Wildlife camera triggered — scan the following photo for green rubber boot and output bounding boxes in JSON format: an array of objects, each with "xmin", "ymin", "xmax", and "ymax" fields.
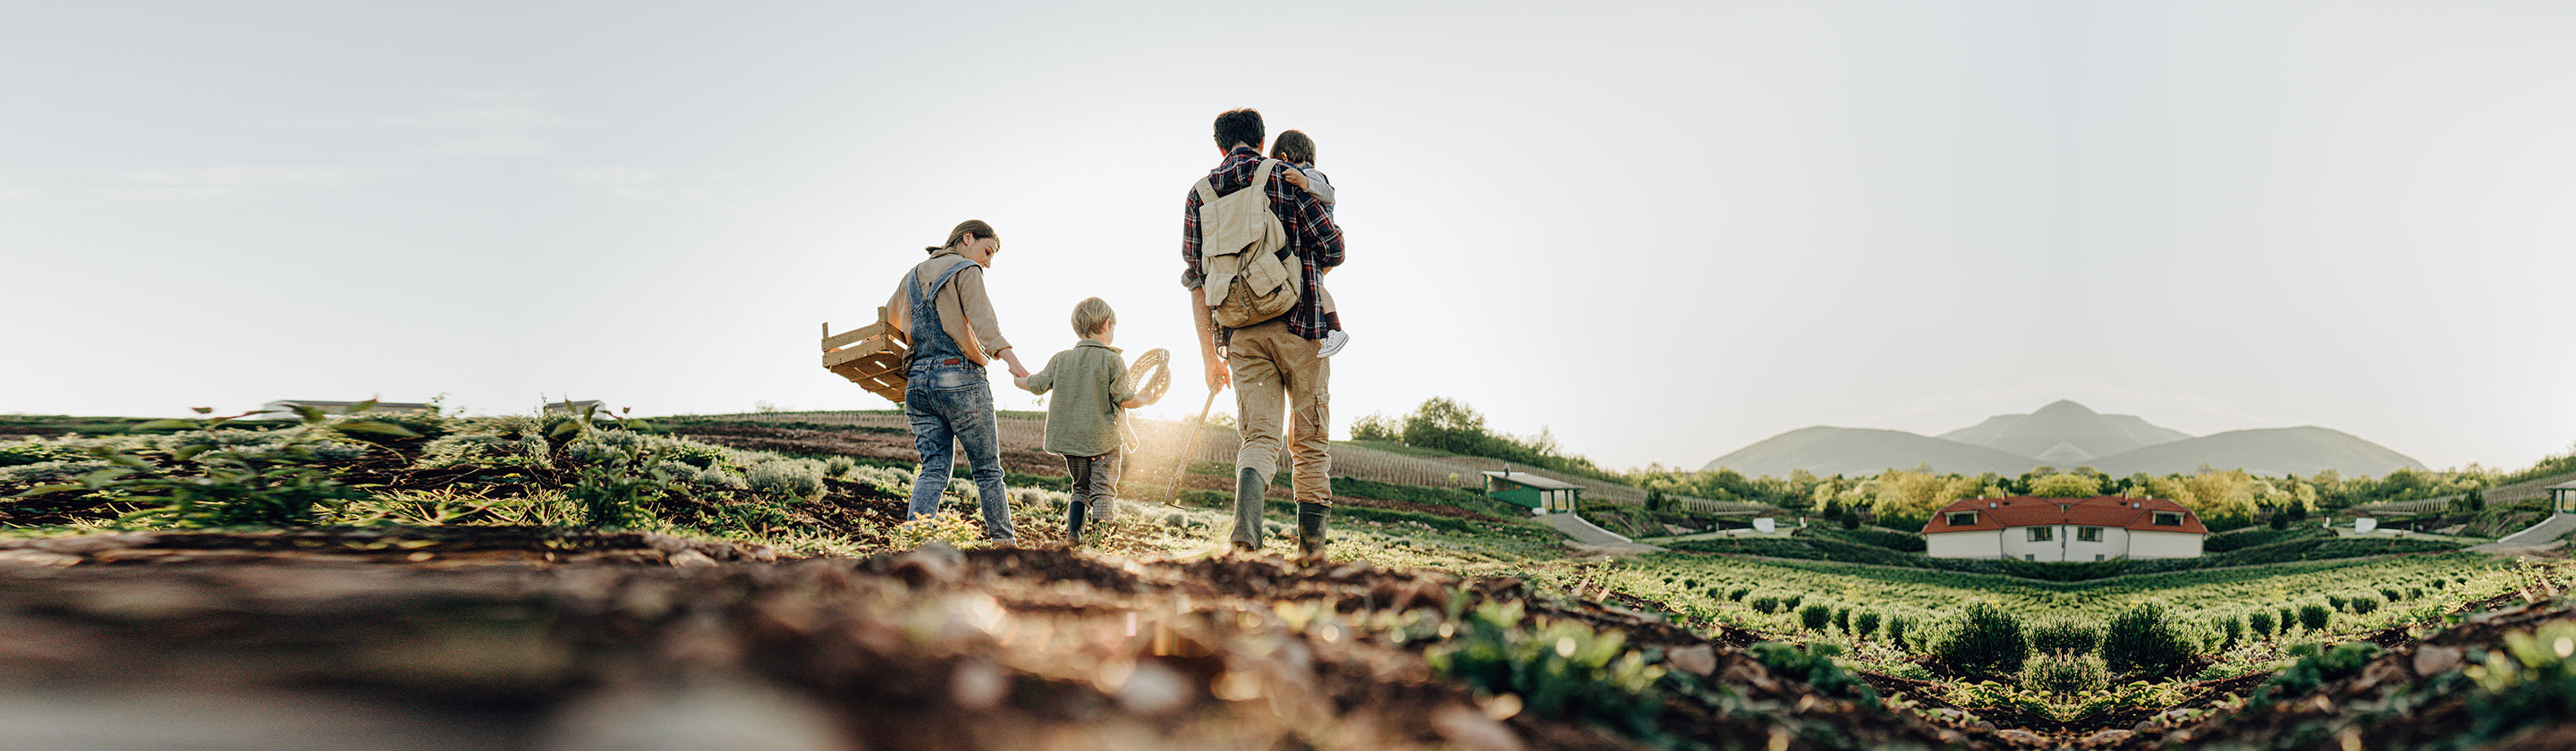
[
  {"xmin": 1231, "ymin": 467, "xmax": 1267, "ymax": 553},
  {"xmin": 1296, "ymin": 502, "xmax": 1330, "ymax": 561}
]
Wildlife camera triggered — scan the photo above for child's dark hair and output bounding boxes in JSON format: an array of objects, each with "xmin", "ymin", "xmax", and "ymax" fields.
[
  {"xmin": 1271, "ymin": 130, "xmax": 1316, "ymax": 165},
  {"xmin": 1214, "ymin": 109, "xmax": 1265, "ymax": 152}
]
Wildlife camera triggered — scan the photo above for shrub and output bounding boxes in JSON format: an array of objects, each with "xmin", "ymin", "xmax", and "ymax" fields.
[
  {"xmin": 2248, "ymin": 610, "xmax": 2277, "ymax": 637},
  {"xmin": 1933, "ymin": 603, "xmax": 2028, "ymax": 679},
  {"xmin": 2028, "ymin": 617, "xmax": 2102, "ymax": 655},
  {"xmin": 2299, "ymin": 603, "xmax": 2334, "ymax": 632},
  {"xmin": 824, "ymin": 456, "xmax": 856, "ymax": 477},
  {"xmin": 2218, "ymin": 615, "xmax": 2246, "ymax": 650},
  {"xmin": 2348, "ymin": 595, "xmax": 2379, "ymax": 615},
  {"xmin": 1799, "ymin": 603, "xmax": 1834, "ymax": 631},
  {"xmin": 1726, "ymin": 586, "xmax": 1751, "ymax": 602},
  {"xmin": 1834, "ymin": 606, "xmax": 1852, "ymax": 633},
  {"xmin": 2281, "ymin": 607, "xmax": 2300, "ymax": 633},
  {"xmin": 1750, "ymin": 596, "xmax": 1782, "ymax": 614},
  {"xmin": 2100, "ymin": 603, "xmax": 2198, "ymax": 679},
  {"xmin": 1852, "ymin": 611, "xmax": 1882, "ymax": 639},
  {"xmin": 746, "ymin": 459, "xmax": 826, "ymax": 502},
  {"xmin": 1887, "ymin": 616, "xmax": 1912, "ymax": 650},
  {"xmin": 2021, "ymin": 652, "xmax": 2110, "ymax": 696},
  {"xmin": 1783, "ymin": 594, "xmax": 1805, "ymax": 611}
]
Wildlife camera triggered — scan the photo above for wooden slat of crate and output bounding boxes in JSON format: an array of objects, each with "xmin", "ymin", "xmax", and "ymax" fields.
[{"xmin": 822, "ymin": 310, "xmax": 910, "ymax": 404}]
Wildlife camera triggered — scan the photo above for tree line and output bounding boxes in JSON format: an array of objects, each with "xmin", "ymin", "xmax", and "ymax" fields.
[{"xmin": 1352, "ymin": 397, "xmax": 2566, "ymax": 531}]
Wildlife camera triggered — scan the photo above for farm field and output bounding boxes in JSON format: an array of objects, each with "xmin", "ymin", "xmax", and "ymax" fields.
[{"xmin": 2, "ymin": 409, "xmax": 2573, "ymax": 749}]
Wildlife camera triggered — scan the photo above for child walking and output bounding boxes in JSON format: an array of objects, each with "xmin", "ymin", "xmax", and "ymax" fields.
[
  {"xmin": 1271, "ymin": 130, "xmax": 1351, "ymax": 358},
  {"xmin": 1015, "ymin": 297, "xmax": 1157, "ymax": 541}
]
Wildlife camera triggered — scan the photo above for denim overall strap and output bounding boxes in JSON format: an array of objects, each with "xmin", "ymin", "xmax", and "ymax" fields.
[{"xmin": 904, "ymin": 258, "xmax": 980, "ymax": 368}]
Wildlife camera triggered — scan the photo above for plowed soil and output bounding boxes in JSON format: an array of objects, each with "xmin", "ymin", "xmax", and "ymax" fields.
[{"xmin": 0, "ymin": 527, "xmax": 2002, "ymax": 751}]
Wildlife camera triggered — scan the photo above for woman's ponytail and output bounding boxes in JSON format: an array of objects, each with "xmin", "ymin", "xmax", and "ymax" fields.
[{"xmin": 930, "ymin": 219, "xmax": 997, "ymax": 254}]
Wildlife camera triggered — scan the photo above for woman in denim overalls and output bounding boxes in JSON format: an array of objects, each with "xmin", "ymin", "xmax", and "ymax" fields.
[{"xmin": 895, "ymin": 221, "xmax": 1030, "ymax": 544}]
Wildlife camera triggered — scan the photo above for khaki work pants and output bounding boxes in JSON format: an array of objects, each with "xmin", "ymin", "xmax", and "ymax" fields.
[{"xmin": 1226, "ymin": 318, "xmax": 1332, "ymax": 506}]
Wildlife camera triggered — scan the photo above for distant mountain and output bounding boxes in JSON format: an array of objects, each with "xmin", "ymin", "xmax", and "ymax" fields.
[
  {"xmin": 1936, "ymin": 400, "xmax": 2192, "ymax": 461},
  {"xmin": 1701, "ymin": 426, "xmax": 2046, "ymax": 477},
  {"xmin": 2086, "ymin": 426, "xmax": 2429, "ymax": 477},
  {"xmin": 1702, "ymin": 401, "xmax": 2427, "ymax": 478}
]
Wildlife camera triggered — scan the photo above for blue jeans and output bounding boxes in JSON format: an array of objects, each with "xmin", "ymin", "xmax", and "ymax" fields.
[{"xmin": 904, "ymin": 365, "xmax": 1013, "ymax": 542}]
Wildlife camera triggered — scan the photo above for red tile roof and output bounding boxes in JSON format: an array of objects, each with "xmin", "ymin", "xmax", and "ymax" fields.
[{"xmin": 1919, "ymin": 496, "xmax": 2208, "ymax": 536}]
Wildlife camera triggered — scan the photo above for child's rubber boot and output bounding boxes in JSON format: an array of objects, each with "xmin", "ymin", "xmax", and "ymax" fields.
[
  {"xmin": 1065, "ymin": 499, "xmax": 1088, "ymax": 544},
  {"xmin": 1296, "ymin": 502, "xmax": 1330, "ymax": 561},
  {"xmin": 1231, "ymin": 467, "xmax": 1267, "ymax": 553}
]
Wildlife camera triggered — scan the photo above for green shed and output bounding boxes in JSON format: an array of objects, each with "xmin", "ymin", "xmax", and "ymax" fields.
[
  {"xmin": 2550, "ymin": 480, "xmax": 2576, "ymax": 514},
  {"xmin": 1482, "ymin": 469, "xmax": 1582, "ymax": 514}
]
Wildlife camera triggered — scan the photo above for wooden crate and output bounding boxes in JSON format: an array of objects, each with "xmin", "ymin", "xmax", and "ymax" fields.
[{"xmin": 821, "ymin": 308, "xmax": 909, "ymax": 404}]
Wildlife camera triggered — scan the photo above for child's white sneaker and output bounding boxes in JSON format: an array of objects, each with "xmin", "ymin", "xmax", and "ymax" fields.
[{"xmin": 1317, "ymin": 330, "xmax": 1350, "ymax": 358}]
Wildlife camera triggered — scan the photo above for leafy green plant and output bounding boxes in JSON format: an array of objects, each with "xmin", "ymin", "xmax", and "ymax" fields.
[
  {"xmin": 14, "ymin": 402, "xmax": 417, "ymax": 527},
  {"xmin": 2462, "ymin": 620, "xmax": 2576, "ymax": 742},
  {"xmin": 1852, "ymin": 611, "xmax": 1882, "ymax": 638},
  {"xmin": 1748, "ymin": 641, "xmax": 1879, "ymax": 707},
  {"xmin": 889, "ymin": 511, "xmax": 992, "ymax": 550},
  {"xmin": 746, "ymin": 459, "xmax": 826, "ymax": 502},
  {"xmin": 1428, "ymin": 599, "xmax": 1668, "ymax": 739},
  {"xmin": 2249, "ymin": 641, "xmax": 2380, "ymax": 707},
  {"xmin": 2020, "ymin": 651, "xmax": 2109, "ymax": 696},
  {"xmin": 0, "ymin": 440, "xmax": 85, "ymax": 468},
  {"xmin": 549, "ymin": 401, "xmax": 682, "ymax": 528},
  {"xmin": 2099, "ymin": 603, "xmax": 2199, "ymax": 679},
  {"xmin": 1933, "ymin": 602, "xmax": 2029, "ymax": 679}
]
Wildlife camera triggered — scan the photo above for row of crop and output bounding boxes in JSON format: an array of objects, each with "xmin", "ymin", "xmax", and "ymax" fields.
[{"xmin": 1613, "ymin": 553, "xmax": 2515, "ymax": 649}]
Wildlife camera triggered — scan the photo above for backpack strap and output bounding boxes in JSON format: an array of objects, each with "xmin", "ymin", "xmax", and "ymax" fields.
[{"xmin": 1193, "ymin": 158, "xmax": 1283, "ymax": 205}]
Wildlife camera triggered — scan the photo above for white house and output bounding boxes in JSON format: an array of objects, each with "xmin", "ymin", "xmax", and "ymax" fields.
[{"xmin": 1921, "ymin": 496, "xmax": 2207, "ymax": 561}]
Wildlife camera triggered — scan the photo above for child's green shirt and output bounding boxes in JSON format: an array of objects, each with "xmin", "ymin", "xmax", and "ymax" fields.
[{"xmin": 1021, "ymin": 339, "xmax": 1137, "ymax": 458}]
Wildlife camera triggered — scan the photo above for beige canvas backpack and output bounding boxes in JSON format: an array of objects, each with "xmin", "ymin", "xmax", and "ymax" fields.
[{"xmin": 1193, "ymin": 159, "xmax": 1301, "ymax": 329}]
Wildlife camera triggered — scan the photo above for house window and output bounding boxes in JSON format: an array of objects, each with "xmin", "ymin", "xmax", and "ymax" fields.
[
  {"xmin": 2077, "ymin": 527, "xmax": 2102, "ymax": 542},
  {"xmin": 2025, "ymin": 554, "xmax": 2036, "ymax": 561},
  {"xmin": 2152, "ymin": 511, "xmax": 2183, "ymax": 527},
  {"xmin": 2095, "ymin": 554, "xmax": 2105, "ymax": 561},
  {"xmin": 1948, "ymin": 511, "xmax": 1977, "ymax": 527},
  {"xmin": 2027, "ymin": 527, "xmax": 2054, "ymax": 542}
]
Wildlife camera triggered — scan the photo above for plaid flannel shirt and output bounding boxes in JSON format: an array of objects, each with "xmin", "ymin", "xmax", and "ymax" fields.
[{"xmin": 1181, "ymin": 146, "xmax": 1345, "ymax": 341}]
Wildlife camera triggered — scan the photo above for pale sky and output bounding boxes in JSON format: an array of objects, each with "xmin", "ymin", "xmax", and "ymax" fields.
[{"xmin": 5, "ymin": 2, "xmax": 2572, "ymax": 474}]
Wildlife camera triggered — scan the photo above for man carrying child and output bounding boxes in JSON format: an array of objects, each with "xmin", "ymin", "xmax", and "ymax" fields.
[{"xmin": 1180, "ymin": 108, "xmax": 1346, "ymax": 558}]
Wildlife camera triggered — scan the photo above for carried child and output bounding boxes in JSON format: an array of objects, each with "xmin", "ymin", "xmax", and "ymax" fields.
[
  {"xmin": 1014, "ymin": 297, "xmax": 1159, "ymax": 541},
  {"xmin": 1271, "ymin": 130, "xmax": 1351, "ymax": 358}
]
